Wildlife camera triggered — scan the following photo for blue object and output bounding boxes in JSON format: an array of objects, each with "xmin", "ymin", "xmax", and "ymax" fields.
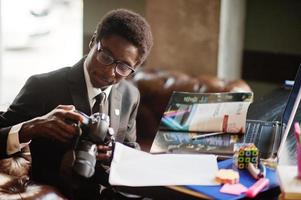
[
  {"xmin": 259, "ymin": 162, "xmax": 267, "ymax": 178},
  {"xmin": 161, "ymin": 117, "xmax": 183, "ymax": 130},
  {"xmin": 185, "ymin": 159, "xmax": 279, "ymax": 200},
  {"xmin": 284, "ymin": 80, "xmax": 294, "ymax": 88}
]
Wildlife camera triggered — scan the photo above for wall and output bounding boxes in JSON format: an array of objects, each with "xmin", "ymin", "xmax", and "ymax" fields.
[
  {"xmin": 83, "ymin": 0, "xmax": 221, "ymax": 76},
  {"xmin": 244, "ymin": 0, "xmax": 301, "ymax": 54},
  {"xmin": 83, "ymin": 0, "xmax": 146, "ymax": 54},
  {"xmin": 243, "ymin": 0, "xmax": 301, "ymax": 83},
  {"xmin": 145, "ymin": 0, "xmax": 220, "ymax": 76}
]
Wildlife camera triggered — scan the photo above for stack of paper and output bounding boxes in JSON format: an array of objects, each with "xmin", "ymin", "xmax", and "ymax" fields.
[{"xmin": 109, "ymin": 142, "xmax": 219, "ymax": 186}]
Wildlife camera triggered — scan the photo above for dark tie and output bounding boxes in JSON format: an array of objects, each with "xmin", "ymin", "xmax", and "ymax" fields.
[{"xmin": 92, "ymin": 92, "xmax": 106, "ymax": 114}]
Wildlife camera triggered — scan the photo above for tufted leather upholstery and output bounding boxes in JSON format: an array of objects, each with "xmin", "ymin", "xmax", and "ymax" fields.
[
  {"xmin": 0, "ymin": 68, "xmax": 251, "ymax": 198},
  {"xmin": 0, "ymin": 145, "xmax": 31, "ymax": 178},
  {"xmin": 0, "ymin": 119, "xmax": 66, "ymax": 200},
  {"xmin": 0, "ymin": 174, "xmax": 66, "ymax": 200}
]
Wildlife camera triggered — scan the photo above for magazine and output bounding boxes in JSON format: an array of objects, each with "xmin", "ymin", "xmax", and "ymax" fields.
[
  {"xmin": 150, "ymin": 91, "xmax": 254, "ymax": 158},
  {"xmin": 159, "ymin": 92, "xmax": 253, "ymax": 133}
]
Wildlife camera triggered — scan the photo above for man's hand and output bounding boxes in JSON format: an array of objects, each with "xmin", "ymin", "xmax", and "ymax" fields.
[
  {"xmin": 19, "ymin": 105, "xmax": 84, "ymax": 143},
  {"xmin": 96, "ymin": 145, "xmax": 112, "ymax": 165}
]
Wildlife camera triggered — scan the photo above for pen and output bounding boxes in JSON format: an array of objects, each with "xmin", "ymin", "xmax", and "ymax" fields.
[
  {"xmin": 245, "ymin": 178, "xmax": 269, "ymax": 198},
  {"xmin": 163, "ymin": 109, "xmax": 189, "ymax": 117},
  {"xmin": 294, "ymin": 122, "xmax": 301, "ymax": 144},
  {"xmin": 259, "ymin": 162, "xmax": 266, "ymax": 178},
  {"xmin": 191, "ymin": 132, "xmax": 225, "ymax": 140},
  {"xmin": 161, "ymin": 117, "xmax": 183, "ymax": 130}
]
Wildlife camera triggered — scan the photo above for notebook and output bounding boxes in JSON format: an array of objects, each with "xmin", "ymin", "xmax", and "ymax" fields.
[{"xmin": 150, "ymin": 64, "xmax": 301, "ymax": 159}]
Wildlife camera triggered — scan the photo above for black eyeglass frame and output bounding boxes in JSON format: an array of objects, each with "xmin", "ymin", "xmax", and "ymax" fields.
[{"xmin": 96, "ymin": 41, "xmax": 136, "ymax": 77}]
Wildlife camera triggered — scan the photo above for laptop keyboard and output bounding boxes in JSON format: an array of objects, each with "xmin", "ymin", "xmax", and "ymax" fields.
[{"xmin": 244, "ymin": 120, "xmax": 281, "ymax": 158}]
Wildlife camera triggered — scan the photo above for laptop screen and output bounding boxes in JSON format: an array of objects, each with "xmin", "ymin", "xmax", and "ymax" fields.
[
  {"xmin": 277, "ymin": 64, "xmax": 301, "ymax": 158},
  {"xmin": 282, "ymin": 64, "xmax": 301, "ymax": 126}
]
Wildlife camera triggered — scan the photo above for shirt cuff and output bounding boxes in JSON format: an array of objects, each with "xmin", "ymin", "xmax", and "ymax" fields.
[{"xmin": 7, "ymin": 123, "xmax": 31, "ymax": 155}]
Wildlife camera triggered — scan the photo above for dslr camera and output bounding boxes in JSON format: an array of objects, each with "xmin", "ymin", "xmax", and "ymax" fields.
[{"xmin": 71, "ymin": 111, "xmax": 114, "ymax": 178}]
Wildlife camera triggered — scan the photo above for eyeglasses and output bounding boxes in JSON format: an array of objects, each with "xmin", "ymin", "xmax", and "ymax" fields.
[{"xmin": 96, "ymin": 41, "xmax": 136, "ymax": 77}]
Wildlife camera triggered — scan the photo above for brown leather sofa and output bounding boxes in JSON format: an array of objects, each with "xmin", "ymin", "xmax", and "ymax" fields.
[
  {"xmin": 0, "ymin": 68, "xmax": 251, "ymax": 199},
  {"xmin": 0, "ymin": 146, "xmax": 66, "ymax": 199}
]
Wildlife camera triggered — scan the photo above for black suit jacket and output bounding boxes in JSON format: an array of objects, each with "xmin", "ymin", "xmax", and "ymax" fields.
[{"xmin": 0, "ymin": 58, "xmax": 140, "ymax": 190}]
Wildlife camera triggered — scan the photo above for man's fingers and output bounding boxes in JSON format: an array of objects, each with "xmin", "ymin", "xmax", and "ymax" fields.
[
  {"xmin": 97, "ymin": 145, "xmax": 111, "ymax": 153},
  {"xmin": 38, "ymin": 119, "xmax": 77, "ymax": 142},
  {"xmin": 52, "ymin": 118, "xmax": 78, "ymax": 137},
  {"xmin": 63, "ymin": 111, "xmax": 84, "ymax": 123},
  {"xmin": 36, "ymin": 125, "xmax": 70, "ymax": 143},
  {"xmin": 54, "ymin": 108, "xmax": 84, "ymax": 124},
  {"xmin": 23, "ymin": 107, "xmax": 82, "ymax": 143},
  {"xmin": 96, "ymin": 153, "xmax": 111, "ymax": 162},
  {"xmin": 56, "ymin": 105, "xmax": 76, "ymax": 111}
]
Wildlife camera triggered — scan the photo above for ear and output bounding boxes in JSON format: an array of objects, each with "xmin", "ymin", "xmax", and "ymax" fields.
[{"xmin": 89, "ymin": 35, "xmax": 96, "ymax": 49}]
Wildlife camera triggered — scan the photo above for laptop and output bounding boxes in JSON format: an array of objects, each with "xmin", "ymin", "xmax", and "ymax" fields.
[
  {"xmin": 245, "ymin": 64, "xmax": 301, "ymax": 159},
  {"xmin": 150, "ymin": 64, "xmax": 301, "ymax": 160}
]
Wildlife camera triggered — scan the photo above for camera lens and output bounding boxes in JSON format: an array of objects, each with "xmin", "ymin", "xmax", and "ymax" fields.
[
  {"xmin": 73, "ymin": 140, "xmax": 97, "ymax": 178},
  {"xmin": 72, "ymin": 112, "xmax": 111, "ymax": 178}
]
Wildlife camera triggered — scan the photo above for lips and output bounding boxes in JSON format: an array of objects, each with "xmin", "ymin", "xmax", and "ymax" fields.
[
  {"xmin": 93, "ymin": 74, "xmax": 114, "ymax": 86},
  {"xmin": 100, "ymin": 77, "xmax": 114, "ymax": 85}
]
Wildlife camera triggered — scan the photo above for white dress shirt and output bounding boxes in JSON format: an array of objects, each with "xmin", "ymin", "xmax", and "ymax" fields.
[{"xmin": 83, "ymin": 61, "xmax": 112, "ymax": 111}]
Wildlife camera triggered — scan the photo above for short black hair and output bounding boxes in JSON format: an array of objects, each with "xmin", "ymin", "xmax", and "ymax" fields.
[{"xmin": 95, "ymin": 9, "xmax": 153, "ymax": 66}]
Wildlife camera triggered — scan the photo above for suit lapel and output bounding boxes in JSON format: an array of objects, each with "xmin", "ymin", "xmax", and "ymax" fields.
[
  {"xmin": 109, "ymin": 84, "xmax": 121, "ymax": 137},
  {"xmin": 67, "ymin": 59, "xmax": 91, "ymax": 115}
]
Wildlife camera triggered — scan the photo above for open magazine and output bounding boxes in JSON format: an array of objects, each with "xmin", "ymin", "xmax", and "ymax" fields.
[
  {"xmin": 150, "ymin": 91, "xmax": 255, "ymax": 158},
  {"xmin": 160, "ymin": 92, "xmax": 253, "ymax": 133}
]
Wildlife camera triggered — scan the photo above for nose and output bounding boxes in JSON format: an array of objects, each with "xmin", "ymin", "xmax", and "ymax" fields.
[
  {"xmin": 106, "ymin": 63, "xmax": 116, "ymax": 77},
  {"xmin": 110, "ymin": 63, "xmax": 117, "ymax": 77}
]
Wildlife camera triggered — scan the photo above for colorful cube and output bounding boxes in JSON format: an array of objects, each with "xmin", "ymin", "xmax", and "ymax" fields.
[{"xmin": 233, "ymin": 143, "xmax": 259, "ymax": 169}]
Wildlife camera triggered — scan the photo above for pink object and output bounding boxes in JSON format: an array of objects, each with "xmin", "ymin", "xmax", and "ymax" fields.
[
  {"xmin": 245, "ymin": 178, "xmax": 269, "ymax": 198},
  {"xmin": 294, "ymin": 122, "xmax": 301, "ymax": 143},
  {"xmin": 163, "ymin": 109, "xmax": 189, "ymax": 117},
  {"xmin": 297, "ymin": 143, "xmax": 301, "ymax": 179},
  {"xmin": 220, "ymin": 183, "xmax": 248, "ymax": 195}
]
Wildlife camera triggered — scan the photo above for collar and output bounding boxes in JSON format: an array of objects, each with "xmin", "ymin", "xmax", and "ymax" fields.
[{"xmin": 83, "ymin": 63, "xmax": 112, "ymax": 108}]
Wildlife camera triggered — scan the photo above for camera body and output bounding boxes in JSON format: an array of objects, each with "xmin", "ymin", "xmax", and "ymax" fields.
[{"xmin": 72, "ymin": 112, "xmax": 114, "ymax": 178}]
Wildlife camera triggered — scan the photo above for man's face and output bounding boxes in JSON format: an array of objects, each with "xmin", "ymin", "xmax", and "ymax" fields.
[{"xmin": 85, "ymin": 35, "xmax": 139, "ymax": 88}]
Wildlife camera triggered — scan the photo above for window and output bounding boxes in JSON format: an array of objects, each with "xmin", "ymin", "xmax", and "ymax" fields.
[{"xmin": 0, "ymin": 0, "xmax": 83, "ymax": 105}]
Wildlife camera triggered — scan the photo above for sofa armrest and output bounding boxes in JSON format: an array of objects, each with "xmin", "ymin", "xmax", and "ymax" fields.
[
  {"xmin": 198, "ymin": 74, "xmax": 251, "ymax": 92},
  {"xmin": 0, "ymin": 145, "xmax": 31, "ymax": 177},
  {"xmin": 0, "ymin": 146, "xmax": 66, "ymax": 199},
  {"xmin": 0, "ymin": 173, "xmax": 66, "ymax": 200}
]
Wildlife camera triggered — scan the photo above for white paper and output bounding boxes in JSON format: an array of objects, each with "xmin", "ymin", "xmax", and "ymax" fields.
[
  {"xmin": 186, "ymin": 102, "xmax": 251, "ymax": 133},
  {"xmin": 109, "ymin": 142, "xmax": 219, "ymax": 186}
]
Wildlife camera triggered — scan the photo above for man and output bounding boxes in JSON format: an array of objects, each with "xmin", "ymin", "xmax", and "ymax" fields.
[{"xmin": 0, "ymin": 9, "xmax": 153, "ymax": 199}]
